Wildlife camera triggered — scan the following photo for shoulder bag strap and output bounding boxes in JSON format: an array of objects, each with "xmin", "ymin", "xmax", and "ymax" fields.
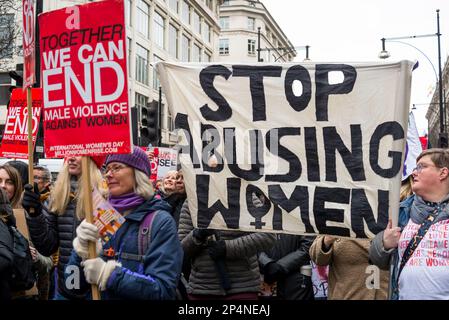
[{"xmin": 397, "ymin": 208, "xmax": 439, "ymax": 281}]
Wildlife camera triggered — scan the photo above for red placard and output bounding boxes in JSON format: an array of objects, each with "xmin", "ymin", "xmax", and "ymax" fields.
[
  {"xmin": 39, "ymin": 0, "xmax": 131, "ymax": 158},
  {"xmin": 23, "ymin": 0, "xmax": 35, "ymax": 88},
  {"xmin": 0, "ymin": 88, "xmax": 42, "ymax": 159}
]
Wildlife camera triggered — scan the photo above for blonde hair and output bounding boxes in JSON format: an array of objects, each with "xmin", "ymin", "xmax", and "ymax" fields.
[
  {"xmin": 0, "ymin": 164, "xmax": 22, "ymax": 209},
  {"xmin": 134, "ymin": 169, "xmax": 154, "ymax": 199},
  {"xmin": 400, "ymin": 175, "xmax": 413, "ymax": 201},
  {"xmin": 49, "ymin": 158, "xmax": 105, "ymax": 219}
]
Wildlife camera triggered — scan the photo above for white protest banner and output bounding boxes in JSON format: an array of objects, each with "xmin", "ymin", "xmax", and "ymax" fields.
[
  {"xmin": 402, "ymin": 112, "xmax": 422, "ymax": 180},
  {"xmin": 156, "ymin": 61, "xmax": 413, "ymax": 238}
]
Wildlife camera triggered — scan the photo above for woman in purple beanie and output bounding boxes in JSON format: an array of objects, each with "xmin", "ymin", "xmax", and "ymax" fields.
[{"xmin": 66, "ymin": 146, "xmax": 183, "ymax": 300}]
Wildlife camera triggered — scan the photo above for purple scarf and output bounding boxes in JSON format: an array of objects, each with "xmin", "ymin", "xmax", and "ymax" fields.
[{"xmin": 109, "ymin": 193, "xmax": 146, "ymax": 213}]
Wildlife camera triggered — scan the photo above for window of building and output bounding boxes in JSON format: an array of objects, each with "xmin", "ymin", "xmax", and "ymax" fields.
[
  {"xmin": 248, "ymin": 39, "xmax": 255, "ymax": 55},
  {"xmin": 125, "ymin": 0, "xmax": 132, "ymax": 26},
  {"xmin": 169, "ymin": 0, "xmax": 178, "ymax": 13},
  {"xmin": 135, "ymin": 92, "xmax": 148, "ymax": 117},
  {"xmin": 181, "ymin": 1, "xmax": 190, "ymax": 24},
  {"xmin": 202, "ymin": 22, "xmax": 210, "ymax": 43},
  {"xmin": 193, "ymin": 43, "xmax": 201, "ymax": 62},
  {"xmin": 136, "ymin": 43, "xmax": 149, "ymax": 85},
  {"xmin": 169, "ymin": 24, "xmax": 179, "ymax": 58},
  {"xmin": 219, "ymin": 38, "xmax": 229, "ymax": 55},
  {"xmin": 154, "ymin": 12, "xmax": 165, "ymax": 48},
  {"xmin": 153, "ymin": 55, "xmax": 162, "ymax": 90},
  {"xmin": 222, "ymin": 0, "xmax": 230, "ymax": 6},
  {"xmin": 136, "ymin": 0, "xmax": 150, "ymax": 38},
  {"xmin": 182, "ymin": 34, "xmax": 190, "ymax": 62},
  {"xmin": 219, "ymin": 16, "xmax": 229, "ymax": 29},
  {"xmin": 162, "ymin": 105, "xmax": 174, "ymax": 132},
  {"xmin": 265, "ymin": 27, "xmax": 271, "ymax": 41},
  {"xmin": 0, "ymin": 14, "xmax": 14, "ymax": 59},
  {"xmin": 193, "ymin": 11, "xmax": 201, "ymax": 34},
  {"xmin": 203, "ymin": 51, "xmax": 211, "ymax": 62},
  {"xmin": 205, "ymin": 0, "xmax": 213, "ymax": 10},
  {"xmin": 247, "ymin": 17, "xmax": 255, "ymax": 30}
]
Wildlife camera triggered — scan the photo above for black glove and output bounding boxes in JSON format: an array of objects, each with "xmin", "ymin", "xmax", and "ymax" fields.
[
  {"xmin": 22, "ymin": 183, "xmax": 42, "ymax": 217},
  {"xmin": 263, "ymin": 261, "xmax": 283, "ymax": 284},
  {"xmin": 192, "ymin": 228, "xmax": 215, "ymax": 242},
  {"xmin": 207, "ymin": 240, "xmax": 226, "ymax": 260}
]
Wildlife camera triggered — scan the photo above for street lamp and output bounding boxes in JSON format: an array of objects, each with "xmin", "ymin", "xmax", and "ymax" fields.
[{"xmin": 378, "ymin": 9, "xmax": 446, "ymax": 147}]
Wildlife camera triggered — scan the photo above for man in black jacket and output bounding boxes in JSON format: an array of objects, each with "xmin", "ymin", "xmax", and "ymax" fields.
[{"xmin": 259, "ymin": 234, "xmax": 315, "ymax": 300}]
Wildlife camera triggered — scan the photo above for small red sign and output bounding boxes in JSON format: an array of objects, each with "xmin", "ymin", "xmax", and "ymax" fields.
[{"xmin": 0, "ymin": 88, "xmax": 42, "ymax": 159}]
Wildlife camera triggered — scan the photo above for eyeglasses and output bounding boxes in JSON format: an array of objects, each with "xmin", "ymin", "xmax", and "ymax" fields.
[
  {"xmin": 103, "ymin": 165, "xmax": 128, "ymax": 176},
  {"xmin": 412, "ymin": 163, "xmax": 439, "ymax": 174}
]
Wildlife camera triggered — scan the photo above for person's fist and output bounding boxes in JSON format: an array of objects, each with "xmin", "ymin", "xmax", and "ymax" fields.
[
  {"xmin": 29, "ymin": 246, "xmax": 38, "ymax": 262},
  {"xmin": 22, "ymin": 183, "xmax": 42, "ymax": 217},
  {"xmin": 81, "ymin": 258, "xmax": 120, "ymax": 291},
  {"xmin": 323, "ymin": 236, "xmax": 337, "ymax": 248},
  {"xmin": 193, "ymin": 228, "xmax": 215, "ymax": 242},
  {"xmin": 263, "ymin": 262, "xmax": 284, "ymax": 284},
  {"xmin": 76, "ymin": 219, "xmax": 100, "ymax": 247},
  {"xmin": 383, "ymin": 219, "xmax": 402, "ymax": 250}
]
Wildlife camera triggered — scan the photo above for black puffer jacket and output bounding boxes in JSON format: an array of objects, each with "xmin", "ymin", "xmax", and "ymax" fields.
[
  {"xmin": 25, "ymin": 177, "xmax": 82, "ymax": 299},
  {"xmin": 259, "ymin": 234, "xmax": 315, "ymax": 300},
  {"xmin": 0, "ymin": 217, "xmax": 13, "ymax": 300}
]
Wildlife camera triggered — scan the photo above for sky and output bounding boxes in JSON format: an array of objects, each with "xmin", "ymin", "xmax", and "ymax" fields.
[{"xmin": 261, "ymin": 0, "xmax": 449, "ymax": 136}]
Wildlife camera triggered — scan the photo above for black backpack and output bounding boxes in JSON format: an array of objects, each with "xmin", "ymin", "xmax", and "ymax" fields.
[{"xmin": 8, "ymin": 225, "xmax": 36, "ymax": 291}]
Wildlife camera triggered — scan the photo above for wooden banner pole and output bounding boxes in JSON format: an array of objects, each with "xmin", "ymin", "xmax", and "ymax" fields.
[
  {"xmin": 81, "ymin": 156, "xmax": 101, "ymax": 300},
  {"xmin": 26, "ymin": 87, "xmax": 35, "ymax": 215}
]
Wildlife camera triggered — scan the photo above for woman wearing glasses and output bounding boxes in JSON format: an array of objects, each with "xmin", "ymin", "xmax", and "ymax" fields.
[
  {"xmin": 22, "ymin": 157, "xmax": 104, "ymax": 300},
  {"xmin": 370, "ymin": 148, "xmax": 449, "ymax": 300},
  {"xmin": 66, "ymin": 147, "xmax": 183, "ymax": 300}
]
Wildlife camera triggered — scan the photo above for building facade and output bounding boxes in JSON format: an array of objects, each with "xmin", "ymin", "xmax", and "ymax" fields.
[
  {"xmin": 0, "ymin": 0, "xmax": 296, "ymax": 150},
  {"xmin": 426, "ymin": 57, "xmax": 449, "ymax": 148},
  {"xmin": 0, "ymin": 0, "xmax": 222, "ymax": 147},
  {"xmin": 218, "ymin": 0, "xmax": 296, "ymax": 63}
]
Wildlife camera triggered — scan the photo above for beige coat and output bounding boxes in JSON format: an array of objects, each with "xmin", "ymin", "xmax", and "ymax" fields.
[{"xmin": 310, "ymin": 236, "xmax": 389, "ymax": 300}]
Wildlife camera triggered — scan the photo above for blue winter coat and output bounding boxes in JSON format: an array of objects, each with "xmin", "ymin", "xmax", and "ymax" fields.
[{"xmin": 65, "ymin": 196, "xmax": 183, "ymax": 300}]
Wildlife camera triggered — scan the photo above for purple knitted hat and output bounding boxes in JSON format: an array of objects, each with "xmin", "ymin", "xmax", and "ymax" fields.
[{"xmin": 105, "ymin": 146, "xmax": 151, "ymax": 177}]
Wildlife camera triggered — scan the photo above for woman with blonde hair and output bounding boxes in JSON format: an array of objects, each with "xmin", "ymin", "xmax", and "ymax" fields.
[
  {"xmin": 158, "ymin": 170, "xmax": 178, "ymax": 197},
  {"xmin": 22, "ymin": 156, "xmax": 104, "ymax": 300}
]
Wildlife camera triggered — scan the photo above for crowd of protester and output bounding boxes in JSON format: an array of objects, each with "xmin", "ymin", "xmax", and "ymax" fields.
[{"xmin": 1, "ymin": 147, "xmax": 448, "ymax": 300}]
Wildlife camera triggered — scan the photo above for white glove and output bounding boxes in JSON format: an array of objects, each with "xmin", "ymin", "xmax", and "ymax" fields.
[
  {"xmin": 73, "ymin": 219, "xmax": 102, "ymax": 260},
  {"xmin": 73, "ymin": 237, "xmax": 102, "ymax": 260},
  {"xmin": 81, "ymin": 258, "xmax": 121, "ymax": 291},
  {"xmin": 77, "ymin": 219, "xmax": 100, "ymax": 245}
]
